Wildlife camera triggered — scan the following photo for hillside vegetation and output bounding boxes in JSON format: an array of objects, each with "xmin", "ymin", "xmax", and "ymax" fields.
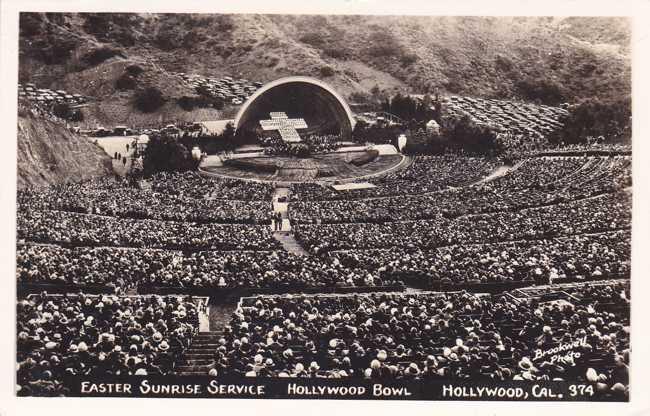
[{"xmin": 18, "ymin": 13, "xmax": 630, "ymax": 128}]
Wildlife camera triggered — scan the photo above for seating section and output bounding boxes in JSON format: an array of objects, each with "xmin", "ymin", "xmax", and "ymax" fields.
[
  {"xmin": 16, "ymin": 294, "xmax": 201, "ymax": 396},
  {"xmin": 213, "ymin": 282, "xmax": 628, "ymax": 400},
  {"xmin": 15, "ymin": 152, "xmax": 632, "ymax": 398},
  {"xmin": 16, "ymin": 245, "xmax": 400, "ymax": 290},
  {"xmin": 290, "ymin": 157, "xmax": 632, "ymax": 223},
  {"xmin": 291, "ymin": 156, "xmax": 501, "ymax": 200}
]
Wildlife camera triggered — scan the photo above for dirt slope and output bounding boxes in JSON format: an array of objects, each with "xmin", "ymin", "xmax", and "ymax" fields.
[{"xmin": 17, "ymin": 109, "xmax": 112, "ymax": 189}]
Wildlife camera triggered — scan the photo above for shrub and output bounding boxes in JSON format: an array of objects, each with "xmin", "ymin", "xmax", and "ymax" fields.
[
  {"xmin": 155, "ymin": 27, "xmax": 182, "ymax": 50},
  {"xmin": 349, "ymin": 91, "xmax": 370, "ymax": 103},
  {"xmin": 494, "ymin": 55, "xmax": 514, "ymax": 72},
  {"xmin": 112, "ymin": 29, "xmax": 136, "ymax": 47},
  {"xmin": 30, "ymin": 36, "xmax": 78, "ymax": 64},
  {"xmin": 19, "ymin": 13, "xmax": 42, "ymax": 37},
  {"xmin": 400, "ymin": 53, "xmax": 418, "ymax": 66},
  {"xmin": 176, "ymin": 96, "xmax": 217, "ymax": 111},
  {"xmin": 299, "ymin": 32, "xmax": 325, "ymax": 47},
  {"xmin": 81, "ymin": 47, "xmax": 125, "ymax": 67},
  {"xmin": 134, "ymin": 87, "xmax": 165, "ymax": 113},
  {"xmin": 115, "ymin": 73, "xmax": 137, "ymax": 90},
  {"xmin": 366, "ymin": 31, "xmax": 403, "ymax": 57},
  {"xmin": 125, "ymin": 64, "xmax": 144, "ymax": 76},
  {"xmin": 82, "ymin": 14, "xmax": 111, "ymax": 38},
  {"xmin": 52, "ymin": 103, "xmax": 72, "ymax": 119},
  {"xmin": 213, "ymin": 15, "xmax": 234, "ymax": 32},
  {"xmin": 320, "ymin": 66, "xmax": 335, "ymax": 77}
]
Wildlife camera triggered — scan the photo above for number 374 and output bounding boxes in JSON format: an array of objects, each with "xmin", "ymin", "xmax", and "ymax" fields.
[{"xmin": 569, "ymin": 385, "xmax": 595, "ymax": 397}]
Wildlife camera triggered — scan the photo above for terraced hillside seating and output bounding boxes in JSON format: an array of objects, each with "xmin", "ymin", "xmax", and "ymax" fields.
[
  {"xmin": 18, "ymin": 176, "xmax": 273, "ymax": 225},
  {"xmin": 16, "ymin": 293, "xmax": 201, "ymax": 396},
  {"xmin": 289, "ymin": 156, "xmax": 632, "ymax": 224},
  {"xmin": 291, "ymin": 156, "xmax": 501, "ymax": 200},
  {"xmin": 207, "ymin": 282, "xmax": 628, "ymax": 400},
  {"xmin": 293, "ymin": 192, "xmax": 631, "ymax": 253},
  {"xmin": 16, "ymin": 245, "xmax": 402, "ymax": 290},
  {"xmin": 17, "ymin": 210, "xmax": 281, "ymax": 251}
]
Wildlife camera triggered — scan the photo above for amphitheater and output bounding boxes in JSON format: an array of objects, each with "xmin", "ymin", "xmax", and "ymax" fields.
[{"xmin": 16, "ymin": 77, "xmax": 631, "ymax": 399}]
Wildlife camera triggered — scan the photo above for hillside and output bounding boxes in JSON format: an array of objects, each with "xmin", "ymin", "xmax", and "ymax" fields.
[
  {"xmin": 17, "ymin": 107, "xmax": 112, "ymax": 189},
  {"xmin": 17, "ymin": 13, "xmax": 631, "ymax": 128}
]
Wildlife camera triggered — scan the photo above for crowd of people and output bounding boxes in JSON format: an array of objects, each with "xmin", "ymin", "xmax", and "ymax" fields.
[
  {"xmin": 15, "ymin": 146, "xmax": 632, "ymax": 398},
  {"xmin": 261, "ymin": 134, "xmax": 341, "ymax": 156},
  {"xmin": 497, "ymin": 136, "xmax": 633, "ymax": 159},
  {"xmin": 148, "ymin": 171, "xmax": 274, "ymax": 200},
  {"xmin": 16, "ymin": 293, "xmax": 200, "ymax": 396},
  {"xmin": 18, "ymin": 177, "xmax": 273, "ymax": 225},
  {"xmin": 17, "ymin": 210, "xmax": 280, "ymax": 251},
  {"xmin": 328, "ymin": 230, "xmax": 630, "ymax": 286},
  {"xmin": 208, "ymin": 281, "xmax": 628, "ymax": 399},
  {"xmin": 16, "ymin": 244, "xmax": 400, "ymax": 290},
  {"xmin": 291, "ymin": 156, "xmax": 501, "ymax": 200},
  {"xmin": 293, "ymin": 192, "xmax": 631, "ymax": 253},
  {"xmin": 289, "ymin": 156, "xmax": 631, "ymax": 224}
]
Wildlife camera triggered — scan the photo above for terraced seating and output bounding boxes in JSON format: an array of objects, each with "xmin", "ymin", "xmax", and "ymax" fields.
[{"xmin": 207, "ymin": 283, "xmax": 628, "ymax": 399}]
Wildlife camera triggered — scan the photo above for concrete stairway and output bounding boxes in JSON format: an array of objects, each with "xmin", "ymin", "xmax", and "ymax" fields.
[
  {"xmin": 274, "ymin": 232, "xmax": 309, "ymax": 255},
  {"xmin": 175, "ymin": 331, "xmax": 223, "ymax": 376}
]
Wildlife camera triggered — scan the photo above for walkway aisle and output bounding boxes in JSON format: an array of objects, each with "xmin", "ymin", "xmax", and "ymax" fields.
[{"xmin": 271, "ymin": 187, "xmax": 309, "ymax": 256}]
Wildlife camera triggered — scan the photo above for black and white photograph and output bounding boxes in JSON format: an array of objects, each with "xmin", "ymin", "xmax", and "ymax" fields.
[{"xmin": 1, "ymin": 2, "xmax": 649, "ymax": 413}]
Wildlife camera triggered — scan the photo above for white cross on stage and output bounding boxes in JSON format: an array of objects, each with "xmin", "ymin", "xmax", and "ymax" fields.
[{"xmin": 259, "ymin": 112, "xmax": 308, "ymax": 143}]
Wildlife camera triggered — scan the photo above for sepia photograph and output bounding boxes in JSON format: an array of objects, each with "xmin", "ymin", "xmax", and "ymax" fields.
[{"xmin": 2, "ymin": 3, "xmax": 646, "ymax": 410}]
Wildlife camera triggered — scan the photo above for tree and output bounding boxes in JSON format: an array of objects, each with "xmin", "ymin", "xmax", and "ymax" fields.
[
  {"xmin": 221, "ymin": 122, "xmax": 235, "ymax": 141},
  {"xmin": 352, "ymin": 119, "xmax": 369, "ymax": 142},
  {"xmin": 442, "ymin": 115, "xmax": 498, "ymax": 155},
  {"xmin": 142, "ymin": 135, "xmax": 199, "ymax": 175},
  {"xmin": 551, "ymin": 97, "xmax": 631, "ymax": 144}
]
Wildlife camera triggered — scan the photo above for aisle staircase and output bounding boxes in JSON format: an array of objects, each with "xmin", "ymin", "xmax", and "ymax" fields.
[
  {"xmin": 271, "ymin": 187, "xmax": 309, "ymax": 255},
  {"xmin": 175, "ymin": 300, "xmax": 239, "ymax": 376},
  {"xmin": 176, "ymin": 331, "xmax": 223, "ymax": 376},
  {"xmin": 274, "ymin": 232, "xmax": 309, "ymax": 255}
]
